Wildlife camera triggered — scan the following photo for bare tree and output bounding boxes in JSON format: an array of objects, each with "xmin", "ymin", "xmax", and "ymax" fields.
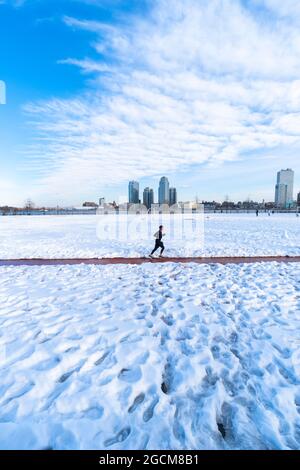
[
  {"xmin": 24, "ymin": 199, "xmax": 35, "ymax": 210},
  {"xmin": 24, "ymin": 199, "xmax": 35, "ymax": 213}
]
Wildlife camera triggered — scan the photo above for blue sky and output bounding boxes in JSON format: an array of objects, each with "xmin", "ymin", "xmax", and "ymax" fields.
[{"xmin": 0, "ymin": 0, "xmax": 300, "ymax": 206}]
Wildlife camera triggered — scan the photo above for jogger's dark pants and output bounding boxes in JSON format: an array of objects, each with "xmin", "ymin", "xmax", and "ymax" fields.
[{"xmin": 151, "ymin": 240, "xmax": 165, "ymax": 255}]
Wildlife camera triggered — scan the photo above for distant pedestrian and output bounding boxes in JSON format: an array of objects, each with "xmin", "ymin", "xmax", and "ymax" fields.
[
  {"xmin": 149, "ymin": 225, "xmax": 165, "ymax": 258},
  {"xmin": 256, "ymin": 209, "xmax": 259, "ymax": 217}
]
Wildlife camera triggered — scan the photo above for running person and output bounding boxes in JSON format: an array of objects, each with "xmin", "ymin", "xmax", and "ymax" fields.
[{"xmin": 149, "ymin": 225, "xmax": 165, "ymax": 258}]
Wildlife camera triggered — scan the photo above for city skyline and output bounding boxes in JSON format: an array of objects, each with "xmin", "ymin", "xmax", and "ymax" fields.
[
  {"xmin": 1, "ymin": 1, "xmax": 300, "ymax": 206},
  {"xmin": 82, "ymin": 169, "xmax": 299, "ymax": 209},
  {"xmin": 2, "ymin": 169, "xmax": 299, "ymax": 209},
  {"xmin": 116, "ymin": 168, "xmax": 298, "ymax": 208},
  {"xmin": 128, "ymin": 177, "xmax": 178, "ymax": 207}
]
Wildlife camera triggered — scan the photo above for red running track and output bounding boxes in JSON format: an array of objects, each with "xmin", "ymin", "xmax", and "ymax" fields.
[{"xmin": 0, "ymin": 256, "xmax": 300, "ymax": 266}]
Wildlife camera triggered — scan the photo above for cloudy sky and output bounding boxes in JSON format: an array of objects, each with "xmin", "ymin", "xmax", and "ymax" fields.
[{"xmin": 0, "ymin": 0, "xmax": 300, "ymax": 206}]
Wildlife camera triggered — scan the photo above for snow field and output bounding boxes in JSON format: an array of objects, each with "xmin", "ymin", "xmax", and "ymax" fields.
[
  {"xmin": 0, "ymin": 261, "xmax": 299, "ymax": 449},
  {"xmin": 0, "ymin": 213, "xmax": 299, "ymax": 259}
]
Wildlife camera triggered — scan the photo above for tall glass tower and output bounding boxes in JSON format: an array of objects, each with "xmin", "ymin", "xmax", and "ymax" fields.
[
  {"xmin": 143, "ymin": 187, "xmax": 154, "ymax": 209},
  {"xmin": 275, "ymin": 169, "xmax": 294, "ymax": 208},
  {"xmin": 128, "ymin": 181, "xmax": 139, "ymax": 204},
  {"xmin": 169, "ymin": 187, "xmax": 177, "ymax": 206},
  {"xmin": 158, "ymin": 177, "xmax": 170, "ymax": 205}
]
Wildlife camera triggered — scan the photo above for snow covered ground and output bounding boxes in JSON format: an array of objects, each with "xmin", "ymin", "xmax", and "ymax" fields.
[
  {"xmin": 0, "ymin": 213, "xmax": 299, "ymax": 259},
  {"xmin": 0, "ymin": 261, "xmax": 299, "ymax": 450}
]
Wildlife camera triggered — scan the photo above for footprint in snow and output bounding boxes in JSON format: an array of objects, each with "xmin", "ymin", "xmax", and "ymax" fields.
[
  {"xmin": 211, "ymin": 344, "xmax": 220, "ymax": 360},
  {"xmin": 161, "ymin": 358, "xmax": 179, "ymax": 395},
  {"xmin": 173, "ymin": 404, "xmax": 186, "ymax": 444},
  {"xmin": 84, "ymin": 406, "xmax": 104, "ymax": 420},
  {"xmin": 118, "ymin": 367, "xmax": 142, "ymax": 383},
  {"xmin": 128, "ymin": 393, "xmax": 145, "ymax": 413},
  {"xmin": 138, "ymin": 433, "xmax": 150, "ymax": 450},
  {"xmin": 143, "ymin": 396, "xmax": 159, "ymax": 422},
  {"xmin": 161, "ymin": 315, "xmax": 174, "ymax": 326},
  {"xmin": 104, "ymin": 427, "xmax": 131, "ymax": 447},
  {"xmin": 217, "ymin": 402, "xmax": 235, "ymax": 444},
  {"xmin": 272, "ymin": 343, "xmax": 292, "ymax": 359},
  {"xmin": 4, "ymin": 381, "xmax": 35, "ymax": 406},
  {"xmin": 34, "ymin": 357, "xmax": 61, "ymax": 371},
  {"xmin": 94, "ymin": 349, "xmax": 113, "ymax": 366},
  {"xmin": 58, "ymin": 361, "xmax": 84, "ymax": 383}
]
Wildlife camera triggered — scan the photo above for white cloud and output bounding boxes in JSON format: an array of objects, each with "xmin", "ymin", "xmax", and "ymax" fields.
[
  {"xmin": 253, "ymin": 0, "xmax": 300, "ymax": 20},
  {"xmin": 24, "ymin": 0, "xmax": 300, "ymax": 201}
]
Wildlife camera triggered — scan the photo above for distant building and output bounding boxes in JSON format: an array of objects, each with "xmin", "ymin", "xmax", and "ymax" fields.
[
  {"xmin": 83, "ymin": 201, "xmax": 98, "ymax": 208},
  {"xmin": 297, "ymin": 191, "xmax": 300, "ymax": 206},
  {"xmin": 150, "ymin": 203, "xmax": 160, "ymax": 213},
  {"xmin": 275, "ymin": 169, "xmax": 294, "ymax": 208},
  {"xmin": 169, "ymin": 187, "xmax": 177, "ymax": 206},
  {"xmin": 143, "ymin": 187, "xmax": 154, "ymax": 209},
  {"xmin": 128, "ymin": 181, "xmax": 139, "ymax": 204},
  {"xmin": 99, "ymin": 198, "xmax": 105, "ymax": 207},
  {"xmin": 158, "ymin": 176, "xmax": 170, "ymax": 205}
]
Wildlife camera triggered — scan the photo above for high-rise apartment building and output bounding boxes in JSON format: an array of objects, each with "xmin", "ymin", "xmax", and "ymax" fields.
[
  {"xmin": 169, "ymin": 187, "xmax": 177, "ymax": 206},
  {"xmin": 128, "ymin": 181, "xmax": 139, "ymax": 204},
  {"xmin": 275, "ymin": 169, "xmax": 294, "ymax": 208},
  {"xmin": 158, "ymin": 177, "xmax": 170, "ymax": 205},
  {"xmin": 143, "ymin": 187, "xmax": 154, "ymax": 209}
]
